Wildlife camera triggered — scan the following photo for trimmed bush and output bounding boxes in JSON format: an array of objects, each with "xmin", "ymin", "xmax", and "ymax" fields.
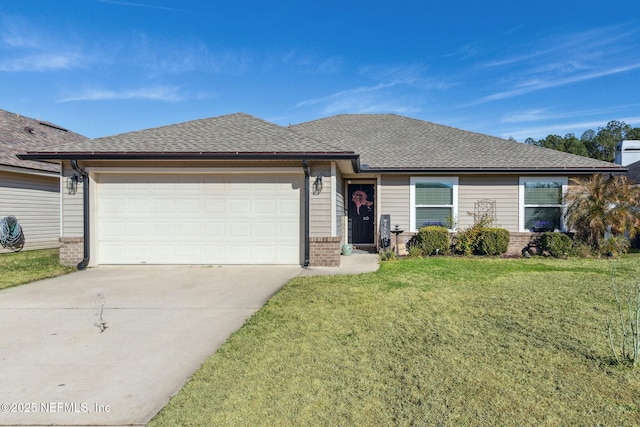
[
  {"xmin": 415, "ymin": 226, "xmax": 450, "ymax": 256},
  {"xmin": 540, "ymin": 232, "xmax": 573, "ymax": 257},
  {"xmin": 475, "ymin": 228, "xmax": 510, "ymax": 256}
]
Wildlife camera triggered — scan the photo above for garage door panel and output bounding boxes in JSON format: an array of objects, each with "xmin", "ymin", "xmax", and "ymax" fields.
[
  {"xmin": 204, "ymin": 199, "xmax": 226, "ymax": 214},
  {"xmin": 151, "ymin": 199, "xmax": 175, "ymax": 215},
  {"xmin": 203, "ymin": 222, "xmax": 227, "ymax": 238},
  {"xmin": 229, "ymin": 182, "xmax": 252, "ymax": 192},
  {"xmin": 129, "ymin": 200, "xmax": 151, "ymax": 215},
  {"xmin": 228, "ymin": 222, "xmax": 251, "ymax": 238},
  {"xmin": 151, "ymin": 222, "xmax": 176, "ymax": 238},
  {"xmin": 204, "ymin": 246, "xmax": 228, "ymax": 259},
  {"xmin": 254, "ymin": 223, "xmax": 277, "ymax": 238},
  {"xmin": 99, "ymin": 222, "xmax": 126, "ymax": 239},
  {"xmin": 98, "ymin": 174, "xmax": 301, "ymax": 264},
  {"xmin": 229, "ymin": 245, "xmax": 253, "ymax": 263},
  {"xmin": 254, "ymin": 199, "xmax": 276, "ymax": 215},
  {"xmin": 279, "ymin": 199, "xmax": 299, "ymax": 214},
  {"xmin": 279, "ymin": 221, "xmax": 299, "ymax": 238},
  {"xmin": 229, "ymin": 199, "xmax": 251, "ymax": 214},
  {"xmin": 178, "ymin": 222, "xmax": 202, "ymax": 238},
  {"xmin": 279, "ymin": 245, "xmax": 300, "ymax": 260}
]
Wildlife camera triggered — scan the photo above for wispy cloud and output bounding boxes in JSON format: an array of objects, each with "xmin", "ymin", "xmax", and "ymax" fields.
[
  {"xmin": 297, "ymin": 82, "xmax": 398, "ymax": 108},
  {"xmin": 476, "ymin": 63, "xmax": 640, "ymax": 104},
  {"xmin": 58, "ymin": 86, "xmax": 184, "ymax": 102},
  {"xmin": 97, "ymin": 0, "xmax": 183, "ymax": 12},
  {"xmin": 469, "ymin": 24, "xmax": 640, "ymax": 105},
  {"xmin": 297, "ymin": 81, "xmax": 422, "ymax": 115},
  {"xmin": 0, "ymin": 52, "xmax": 84, "ymax": 72},
  {"xmin": 502, "ymin": 103, "xmax": 640, "ymax": 124},
  {"xmin": 0, "ymin": 16, "xmax": 90, "ymax": 72}
]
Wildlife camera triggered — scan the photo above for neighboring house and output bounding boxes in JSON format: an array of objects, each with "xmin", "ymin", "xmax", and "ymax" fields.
[
  {"xmin": 19, "ymin": 113, "xmax": 625, "ymax": 267},
  {"xmin": 615, "ymin": 141, "xmax": 640, "ymax": 248},
  {"xmin": 628, "ymin": 160, "xmax": 640, "ymax": 185},
  {"xmin": 0, "ymin": 109, "xmax": 86, "ymax": 253}
]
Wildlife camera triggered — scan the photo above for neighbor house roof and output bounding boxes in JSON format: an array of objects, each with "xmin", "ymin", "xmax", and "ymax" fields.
[
  {"xmin": 292, "ymin": 114, "xmax": 625, "ymax": 174},
  {"xmin": 627, "ymin": 160, "xmax": 640, "ymax": 184},
  {"xmin": 0, "ymin": 109, "xmax": 87, "ymax": 173},
  {"xmin": 19, "ymin": 113, "xmax": 357, "ymax": 161}
]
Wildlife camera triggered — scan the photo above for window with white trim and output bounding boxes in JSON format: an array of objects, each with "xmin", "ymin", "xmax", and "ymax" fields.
[
  {"xmin": 410, "ymin": 177, "xmax": 458, "ymax": 231},
  {"xmin": 519, "ymin": 177, "xmax": 567, "ymax": 232}
]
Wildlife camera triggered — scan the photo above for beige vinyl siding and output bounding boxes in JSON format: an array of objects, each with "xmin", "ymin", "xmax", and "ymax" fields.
[
  {"xmin": 61, "ymin": 162, "xmax": 84, "ymax": 237},
  {"xmin": 61, "ymin": 180, "xmax": 84, "ymax": 237},
  {"xmin": 335, "ymin": 167, "xmax": 344, "ymax": 239},
  {"xmin": 379, "ymin": 175, "xmax": 410, "ymax": 231},
  {"xmin": 0, "ymin": 170, "xmax": 60, "ymax": 252},
  {"xmin": 457, "ymin": 175, "xmax": 519, "ymax": 231},
  {"xmin": 309, "ymin": 164, "xmax": 331, "ymax": 237},
  {"xmin": 379, "ymin": 175, "xmax": 520, "ymax": 233}
]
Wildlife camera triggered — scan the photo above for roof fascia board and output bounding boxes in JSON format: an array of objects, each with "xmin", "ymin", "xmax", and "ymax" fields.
[
  {"xmin": 0, "ymin": 164, "xmax": 60, "ymax": 178},
  {"xmin": 18, "ymin": 152, "xmax": 359, "ymax": 161},
  {"xmin": 361, "ymin": 167, "xmax": 628, "ymax": 175}
]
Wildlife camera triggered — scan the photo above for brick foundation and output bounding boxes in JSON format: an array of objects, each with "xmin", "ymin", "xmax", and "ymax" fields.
[
  {"xmin": 59, "ymin": 237, "xmax": 84, "ymax": 266},
  {"xmin": 394, "ymin": 231, "xmax": 541, "ymax": 257},
  {"xmin": 309, "ymin": 237, "xmax": 342, "ymax": 267},
  {"xmin": 507, "ymin": 232, "xmax": 543, "ymax": 256}
]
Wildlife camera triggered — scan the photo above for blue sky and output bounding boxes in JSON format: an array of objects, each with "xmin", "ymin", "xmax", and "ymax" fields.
[{"xmin": 1, "ymin": 0, "xmax": 639, "ymax": 141}]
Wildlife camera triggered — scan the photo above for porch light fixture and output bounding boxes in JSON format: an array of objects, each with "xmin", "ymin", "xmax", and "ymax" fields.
[
  {"xmin": 67, "ymin": 174, "xmax": 79, "ymax": 195},
  {"xmin": 313, "ymin": 175, "xmax": 323, "ymax": 195}
]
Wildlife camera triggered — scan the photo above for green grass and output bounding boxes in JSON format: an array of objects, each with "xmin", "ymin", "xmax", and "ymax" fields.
[
  {"xmin": 0, "ymin": 249, "xmax": 75, "ymax": 290},
  {"xmin": 150, "ymin": 256, "xmax": 640, "ymax": 426}
]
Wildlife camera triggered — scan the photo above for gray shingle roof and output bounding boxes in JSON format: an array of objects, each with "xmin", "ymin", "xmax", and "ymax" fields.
[
  {"xmin": 292, "ymin": 114, "xmax": 623, "ymax": 172},
  {"xmin": 25, "ymin": 113, "xmax": 352, "ymax": 157},
  {"xmin": 20, "ymin": 111, "xmax": 625, "ymax": 174},
  {"xmin": 0, "ymin": 109, "xmax": 87, "ymax": 173}
]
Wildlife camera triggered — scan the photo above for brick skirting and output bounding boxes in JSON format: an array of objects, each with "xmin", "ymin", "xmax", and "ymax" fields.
[
  {"xmin": 59, "ymin": 237, "xmax": 84, "ymax": 266},
  {"xmin": 309, "ymin": 237, "xmax": 342, "ymax": 267},
  {"xmin": 389, "ymin": 231, "xmax": 542, "ymax": 257},
  {"xmin": 507, "ymin": 232, "xmax": 543, "ymax": 256}
]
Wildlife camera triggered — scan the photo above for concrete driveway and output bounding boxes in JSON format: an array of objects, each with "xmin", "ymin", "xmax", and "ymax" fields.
[{"xmin": 0, "ymin": 265, "xmax": 303, "ymax": 426}]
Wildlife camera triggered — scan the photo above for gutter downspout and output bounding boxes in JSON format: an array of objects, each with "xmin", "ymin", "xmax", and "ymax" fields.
[
  {"xmin": 71, "ymin": 160, "xmax": 90, "ymax": 270},
  {"xmin": 302, "ymin": 160, "xmax": 310, "ymax": 267}
]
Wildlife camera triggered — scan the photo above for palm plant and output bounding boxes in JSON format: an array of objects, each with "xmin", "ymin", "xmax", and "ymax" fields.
[{"xmin": 564, "ymin": 174, "xmax": 640, "ymax": 249}]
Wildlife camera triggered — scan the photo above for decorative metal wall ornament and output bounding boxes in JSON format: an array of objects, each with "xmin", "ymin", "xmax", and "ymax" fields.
[{"xmin": 474, "ymin": 199, "xmax": 496, "ymax": 225}]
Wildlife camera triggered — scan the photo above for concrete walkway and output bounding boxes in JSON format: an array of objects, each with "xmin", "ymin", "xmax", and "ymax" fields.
[
  {"xmin": 300, "ymin": 253, "xmax": 379, "ymax": 276},
  {"xmin": 0, "ymin": 255, "xmax": 378, "ymax": 426}
]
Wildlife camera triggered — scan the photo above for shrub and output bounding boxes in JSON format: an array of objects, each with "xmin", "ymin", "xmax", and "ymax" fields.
[
  {"xmin": 453, "ymin": 222, "xmax": 485, "ymax": 256},
  {"xmin": 414, "ymin": 226, "xmax": 450, "ymax": 256},
  {"xmin": 406, "ymin": 245, "xmax": 423, "ymax": 258},
  {"xmin": 540, "ymin": 232, "xmax": 573, "ymax": 258},
  {"xmin": 600, "ymin": 235, "xmax": 630, "ymax": 257},
  {"xmin": 453, "ymin": 218, "xmax": 509, "ymax": 256},
  {"xmin": 569, "ymin": 241, "xmax": 594, "ymax": 258},
  {"xmin": 378, "ymin": 249, "xmax": 397, "ymax": 261},
  {"xmin": 475, "ymin": 228, "xmax": 510, "ymax": 256}
]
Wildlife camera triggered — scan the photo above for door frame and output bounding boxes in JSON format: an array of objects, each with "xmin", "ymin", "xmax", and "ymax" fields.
[{"xmin": 344, "ymin": 179, "xmax": 377, "ymax": 248}]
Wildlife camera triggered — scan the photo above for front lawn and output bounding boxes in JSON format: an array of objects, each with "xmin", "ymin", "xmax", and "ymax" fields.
[
  {"xmin": 0, "ymin": 249, "xmax": 75, "ymax": 290},
  {"xmin": 150, "ymin": 256, "xmax": 640, "ymax": 426}
]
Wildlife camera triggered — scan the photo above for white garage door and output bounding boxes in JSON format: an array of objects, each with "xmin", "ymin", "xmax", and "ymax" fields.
[{"xmin": 96, "ymin": 174, "xmax": 301, "ymax": 264}]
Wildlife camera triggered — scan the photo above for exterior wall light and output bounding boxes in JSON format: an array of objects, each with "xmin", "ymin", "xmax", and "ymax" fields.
[
  {"xmin": 313, "ymin": 175, "xmax": 323, "ymax": 195},
  {"xmin": 67, "ymin": 174, "xmax": 79, "ymax": 195}
]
